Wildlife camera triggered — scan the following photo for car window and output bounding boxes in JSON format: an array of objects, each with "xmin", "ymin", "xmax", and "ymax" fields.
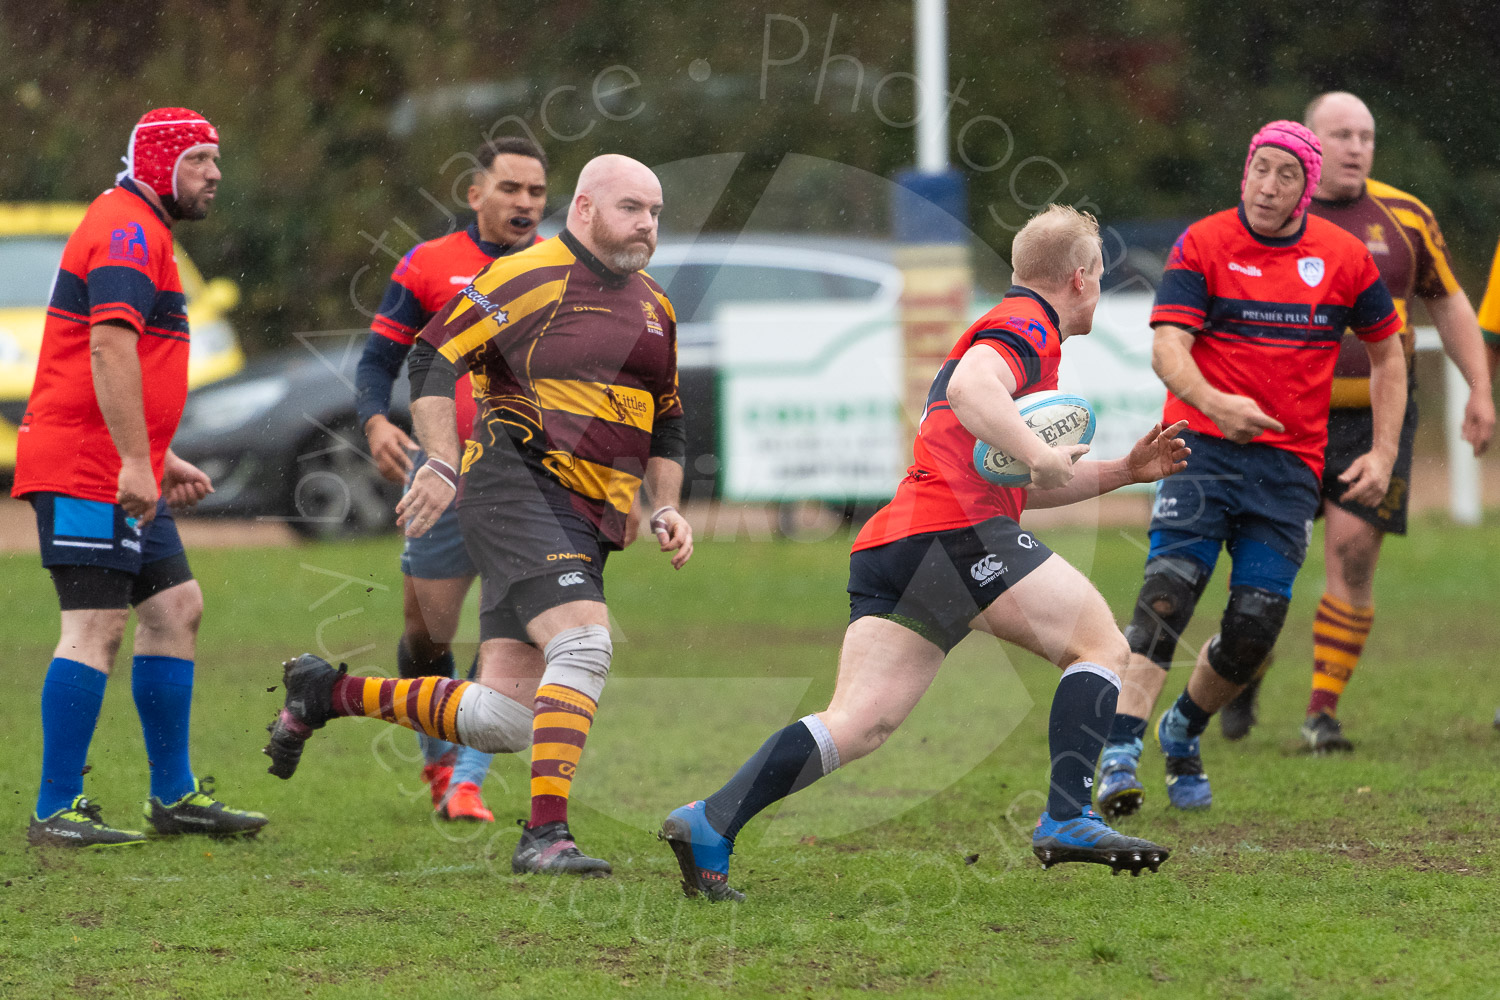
[
  {"xmin": 649, "ymin": 263, "xmax": 880, "ymax": 323},
  {"xmin": 0, "ymin": 237, "xmax": 66, "ymax": 308}
]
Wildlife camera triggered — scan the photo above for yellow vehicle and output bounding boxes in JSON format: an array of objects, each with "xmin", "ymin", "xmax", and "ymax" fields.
[{"xmin": 0, "ymin": 202, "xmax": 245, "ymax": 471}]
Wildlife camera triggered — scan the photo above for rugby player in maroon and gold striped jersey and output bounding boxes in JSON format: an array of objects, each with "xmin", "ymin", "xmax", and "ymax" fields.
[
  {"xmin": 266, "ymin": 155, "xmax": 689, "ymax": 876},
  {"xmin": 1221, "ymin": 93, "xmax": 1495, "ymax": 753}
]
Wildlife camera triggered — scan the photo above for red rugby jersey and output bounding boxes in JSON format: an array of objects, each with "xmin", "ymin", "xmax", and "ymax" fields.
[
  {"xmin": 854, "ymin": 287, "xmax": 1063, "ymax": 550},
  {"xmin": 372, "ymin": 222, "xmax": 541, "ymax": 439},
  {"xmin": 1151, "ymin": 206, "xmax": 1399, "ymax": 478},
  {"xmin": 13, "ymin": 180, "xmax": 188, "ymax": 503}
]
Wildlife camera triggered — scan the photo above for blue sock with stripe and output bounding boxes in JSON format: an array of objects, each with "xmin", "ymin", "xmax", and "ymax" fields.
[
  {"xmin": 131, "ymin": 655, "xmax": 197, "ymax": 804},
  {"xmin": 1046, "ymin": 663, "xmax": 1120, "ymax": 820},
  {"xmin": 37, "ymin": 658, "xmax": 108, "ymax": 819}
]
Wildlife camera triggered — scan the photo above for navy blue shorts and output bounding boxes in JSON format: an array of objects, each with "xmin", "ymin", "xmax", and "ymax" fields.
[
  {"xmin": 400, "ymin": 451, "xmax": 477, "ymax": 580},
  {"xmin": 28, "ymin": 492, "xmax": 194, "ymax": 610},
  {"xmin": 1145, "ymin": 431, "xmax": 1320, "ymax": 596},
  {"xmin": 847, "ymin": 515, "xmax": 1055, "ymax": 653}
]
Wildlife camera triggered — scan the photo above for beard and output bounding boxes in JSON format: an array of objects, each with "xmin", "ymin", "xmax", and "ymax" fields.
[
  {"xmin": 590, "ymin": 216, "xmax": 655, "ymax": 273},
  {"xmin": 165, "ymin": 189, "xmax": 214, "ymax": 221}
]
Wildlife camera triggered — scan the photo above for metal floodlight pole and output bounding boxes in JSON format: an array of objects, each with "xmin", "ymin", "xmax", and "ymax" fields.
[{"xmin": 915, "ymin": 0, "xmax": 949, "ymax": 174}]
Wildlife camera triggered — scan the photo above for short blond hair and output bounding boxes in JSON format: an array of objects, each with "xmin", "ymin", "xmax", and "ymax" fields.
[{"xmin": 1011, "ymin": 204, "xmax": 1101, "ymax": 287}]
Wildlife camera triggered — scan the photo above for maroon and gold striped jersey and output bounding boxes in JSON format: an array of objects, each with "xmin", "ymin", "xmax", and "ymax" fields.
[
  {"xmin": 1307, "ymin": 178, "xmax": 1460, "ymax": 408},
  {"xmin": 418, "ymin": 229, "xmax": 681, "ymax": 547}
]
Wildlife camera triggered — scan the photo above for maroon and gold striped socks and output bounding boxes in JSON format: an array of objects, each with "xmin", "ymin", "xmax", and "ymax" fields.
[
  {"xmin": 330, "ymin": 673, "xmax": 472, "ymax": 744},
  {"xmin": 1308, "ymin": 593, "xmax": 1374, "ymax": 717},
  {"xmin": 528, "ymin": 684, "xmax": 596, "ymax": 827}
]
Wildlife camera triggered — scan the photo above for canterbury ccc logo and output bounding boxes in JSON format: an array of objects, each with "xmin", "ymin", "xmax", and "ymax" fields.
[
  {"xmin": 970, "ymin": 554, "xmax": 1005, "ymax": 585},
  {"xmin": 558, "ymin": 572, "xmax": 586, "ymax": 587}
]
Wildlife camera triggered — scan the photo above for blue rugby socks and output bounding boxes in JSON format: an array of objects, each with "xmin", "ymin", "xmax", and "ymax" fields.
[
  {"xmin": 132, "ymin": 655, "xmax": 197, "ymax": 804},
  {"xmin": 703, "ymin": 715, "xmax": 841, "ymax": 841},
  {"xmin": 1161, "ymin": 690, "xmax": 1213, "ymax": 746},
  {"xmin": 1046, "ymin": 662, "xmax": 1120, "ymax": 820},
  {"xmin": 37, "ymin": 658, "xmax": 108, "ymax": 818}
]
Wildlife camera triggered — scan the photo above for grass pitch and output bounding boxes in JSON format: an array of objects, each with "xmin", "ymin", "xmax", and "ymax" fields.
[{"xmin": 1, "ymin": 514, "xmax": 1498, "ymax": 999}]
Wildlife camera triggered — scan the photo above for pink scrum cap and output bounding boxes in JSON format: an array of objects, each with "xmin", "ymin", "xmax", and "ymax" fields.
[{"xmin": 1242, "ymin": 120, "xmax": 1322, "ymax": 221}]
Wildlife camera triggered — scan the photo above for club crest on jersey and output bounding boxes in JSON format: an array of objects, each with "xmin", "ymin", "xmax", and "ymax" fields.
[
  {"xmin": 1297, "ymin": 256, "xmax": 1325, "ymax": 288},
  {"xmin": 109, "ymin": 223, "xmax": 149, "ymax": 266},
  {"xmin": 1365, "ymin": 224, "xmax": 1389, "ymax": 254},
  {"xmin": 641, "ymin": 300, "xmax": 664, "ymax": 336}
]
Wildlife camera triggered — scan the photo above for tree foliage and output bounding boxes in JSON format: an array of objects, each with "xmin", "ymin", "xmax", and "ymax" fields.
[{"xmin": 1, "ymin": 0, "xmax": 1494, "ymax": 349}]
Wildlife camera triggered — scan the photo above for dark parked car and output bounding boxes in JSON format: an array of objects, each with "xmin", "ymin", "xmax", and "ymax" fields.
[{"xmin": 171, "ymin": 336, "xmax": 408, "ymax": 538}]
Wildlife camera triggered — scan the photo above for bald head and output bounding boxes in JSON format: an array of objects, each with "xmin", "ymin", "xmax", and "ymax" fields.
[
  {"xmin": 1305, "ymin": 91, "xmax": 1375, "ymax": 201},
  {"xmin": 568, "ymin": 154, "xmax": 663, "ymax": 274}
]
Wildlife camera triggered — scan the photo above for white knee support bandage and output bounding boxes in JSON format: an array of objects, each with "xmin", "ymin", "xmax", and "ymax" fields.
[
  {"xmin": 454, "ymin": 686, "xmax": 533, "ymax": 754},
  {"xmin": 539, "ymin": 624, "xmax": 613, "ymax": 704}
]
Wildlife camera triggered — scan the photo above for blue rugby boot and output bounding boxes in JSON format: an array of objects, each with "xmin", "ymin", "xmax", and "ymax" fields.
[
  {"xmin": 1096, "ymin": 738, "xmax": 1144, "ymax": 820},
  {"xmin": 1157, "ymin": 711, "xmax": 1212, "ymax": 810},
  {"xmin": 659, "ymin": 800, "xmax": 745, "ymax": 902},
  {"xmin": 1032, "ymin": 809, "xmax": 1169, "ymax": 875}
]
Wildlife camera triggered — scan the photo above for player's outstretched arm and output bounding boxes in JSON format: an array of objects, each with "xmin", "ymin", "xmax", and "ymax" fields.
[
  {"xmin": 397, "ymin": 339, "xmax": 463, "ymax": 538},
  {"xmin": 950, "ymin": 345, "xmax": 1077, "ymax": 490},
  {"xmin": 1027, "ymin": 421, "xmax": 1190, "ymax": 509},
  {"xmin": 1427, "ymin": 290, "xmax": 1496, "ymax": 456},
  {"xmin": 1152, "ymin": 324, "xmax": 1283, "ymax": 444},
  {"xmin": 643, "ymin": 456, "xmax": 692, "ymax": 569},
  {"xmin": 1340, "ymin": 335, "xmax": 1408, "ymax": 507}
]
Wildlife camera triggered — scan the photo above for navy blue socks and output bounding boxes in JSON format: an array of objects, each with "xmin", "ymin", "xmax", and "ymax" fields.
[
  {"xmin": 703, "ymin": 715, "xmax": 842, "ymax": 841},
  {"xmin": 1047, "ymin": 663, "xmax": 1120, "ymax": 820}
]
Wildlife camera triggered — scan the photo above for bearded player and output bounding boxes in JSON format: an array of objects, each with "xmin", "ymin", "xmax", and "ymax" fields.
[{"xmin": 14, "ymin": 109, "xmax": 267, "ymax": 847}]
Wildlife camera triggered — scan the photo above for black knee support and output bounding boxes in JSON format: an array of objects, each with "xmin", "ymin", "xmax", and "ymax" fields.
[
  {"xmin": 1206, "ymin": 586, "xmax": 1289, "ymax": 685},
  {"xmin": 1124, "ymin": 556, "xmax": 1211, "ymax": 669}
]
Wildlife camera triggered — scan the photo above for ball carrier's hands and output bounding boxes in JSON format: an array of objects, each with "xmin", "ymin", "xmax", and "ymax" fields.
[
  {"xmin": 1125, "ymin": 420, "xmax": 1192, "ymax": 484},
  {"xmin": 947, "ymin": 344, "xmax": 1086, "ymax": 491}
]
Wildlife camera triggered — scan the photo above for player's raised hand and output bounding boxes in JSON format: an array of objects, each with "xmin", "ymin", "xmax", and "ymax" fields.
[
  {"xmin": 1338, "ymin": 449, "xmax": 1394, "ymax": 508},
  {"xmin": 1462, "ymin": 389, "xmax": 1495, "ymax": 457},
  {"xmin": 1209, "ymin": 393, "xmax": 1284, "ymax": 443},
  {"xmin": 1028, "ymin": 443, "xmax": 1088, "ymax": 490},
  {"xmin": 116, "ymin": 456, "xmax": 160, "ymax": 525},
  {"xmin": 365, "ymin": 414, "xmax": 417, "ymax": 483},
  {"xmin": 161, "ymin": 450, "xmax": 214, "ymax": 510},
  {"xmin": 650, "ymin": 505, "xmax": 693, "ymax": 569},
  {"xmin": 1126, "ymin": 420, "xmax": 1191, "ymax": 483}
]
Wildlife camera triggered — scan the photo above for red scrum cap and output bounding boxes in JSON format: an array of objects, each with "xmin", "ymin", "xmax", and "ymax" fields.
[
  {"xmin": 1243, "ymin": 120, "xmax": 1322, "ymax": 221},
  {"xmin": 119, "ymin": 108, "xmax": 219, "ymax": 199}
]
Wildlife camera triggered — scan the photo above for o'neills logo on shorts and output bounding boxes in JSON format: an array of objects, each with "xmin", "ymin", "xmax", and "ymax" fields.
[
  {"xmin": 546, "ymin": 551, "xmax": 594, "ymax": 563},
  {"xmin": 970, "ymin": 554, "xmax": 1005, "ymax": 586}
]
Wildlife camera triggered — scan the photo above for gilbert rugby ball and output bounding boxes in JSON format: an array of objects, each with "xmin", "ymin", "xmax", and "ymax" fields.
[{"xmin": 973, "ymin": 390, "xmax": 1096, "ymax": 486}]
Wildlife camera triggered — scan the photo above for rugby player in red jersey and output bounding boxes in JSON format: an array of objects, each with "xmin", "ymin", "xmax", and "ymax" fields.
[
  {"xmin": 1220, "ymin": 93, "xmax": 1492, "ymax": 752},
  {"xmin": 13, "ymin": 109, "xmax": 267, "ymax": 847},
  {"xmin": 656, "ymin": 205, "xmax": 1192, "ymax": 900},
  {"xmin": 353, "ymin": 137, "xmax": 548, "ymax": 824},
  {"xmin": 1098, "ymin": 122, "xmax": 1405, "ymax": 816},
  {"xmin": 267, "ymin": 155, "xmax": 691, "ymax": 877}
]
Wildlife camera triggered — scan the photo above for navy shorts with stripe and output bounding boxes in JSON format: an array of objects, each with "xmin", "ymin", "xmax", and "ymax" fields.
[{"xmin": 30, "ymin": 492, "xmax": 184, "ymax": 571}]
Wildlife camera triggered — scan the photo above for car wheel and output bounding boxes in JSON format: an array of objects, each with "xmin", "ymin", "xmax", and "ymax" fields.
[{"xmin": 286, "ymin": 418, "xmax": 402, "ymax": 539}]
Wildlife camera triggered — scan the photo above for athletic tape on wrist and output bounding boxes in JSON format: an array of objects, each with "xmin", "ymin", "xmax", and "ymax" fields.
[
  {"xmin": 649, "ymin": 505, "xmax": 677, "ymax": 531},
  {"xmin": 423, "ymin": 457, "xmax": 459, "ymax": 491}
]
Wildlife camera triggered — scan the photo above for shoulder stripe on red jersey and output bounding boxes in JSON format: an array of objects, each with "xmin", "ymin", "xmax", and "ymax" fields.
[
  {"xmin": 48, "ymin": 271, "xmax": 90, "ymax": 317},
  {"xmin": 1152, "ymin": 268, "xmax": 1209, "ymax": 326},
  {"xmin": 373, "ymin": 279, "xmax": 426, "ymax": 339},
  {"xmin": 1349, "ymin": 279, "xmax": 1400, "ymax": 339},
  {"xmin": 972, "ymin": 328, "xmax": 1042, "ymax": 387},
  {"xmin": 86, "ymin": 265, "xmax": 157, "ymax": 333}
]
